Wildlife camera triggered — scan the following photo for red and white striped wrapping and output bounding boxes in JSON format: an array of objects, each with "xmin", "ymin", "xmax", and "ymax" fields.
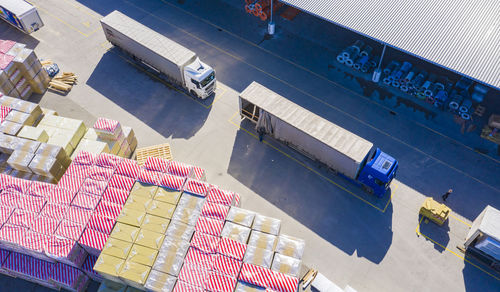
[
  {"xmin": 8, "ymin": 209, "xmax": 37, "ymax": 228},
  {"xmin": 0, "ymin": 224, "xmax": 27, "ymax": 247},
  {"xmin": 138, "ymin": 169, "xmax": 162, "ymax": 185},
  {"xmin": 179, "ymin": 262, "xmax": 210, "ymax": 288},
  {"xmin": 18, "ymin": 195, "xmax": 46, "ymax": 213},
  {"xmin": 87, "ymin": 213, "xmax": 115, "ymax": 234},
  {"xmin": 102, "ymin": 187, "xmax": 129, "ymax": 205},
  {"xmin": 145, "ymin": 156, "xmax": 170, "ymax": 173},
  {"xmin": 57, "ymin": 175, "xmax": 85, "ymax": 193},
  {"xmin": 46, "ymin": 188, "xmax": 75, "ymax": 206},
  {"xmin": 108, "ymin": 174, "xmax": 135, "ymax": 192},
  {"xmin": 88, "ymin": 166, "xmax": 115, "ymax": 182},
  {"xmin": 0, "ymin": 191, "xmax": 21, "ymax": 208},
  {"xmin": 115, "ymin": 159, "xmax": 141, "ymax": 178},
  {"xmin": 3, "ymin": 252, "xmax": 54, "ymax": 282},
  {"xmin": 201, "ymin": 202, "xmax": 230, "ymax": 221},
  {"xmin": 217, "ymin": 237, "xmax": 247, "ymax": 261},
  {"xmin": 72, "ymin": 151, "xmax": 97, "ymax": 166},
  {"xmin": 184, "ymin": 247, "xmax": 215, "ymax": 270},
  {"xmin": 95, "ymin": 200, "xmax": 122, "ymax": 220},
  {"xmin": 79, "ymin": 179, "xmax": 108, "ymax": 196},
  {"xmin": 239, "ymin": 263, "xmax": 272, "ymax": 288},
  {"xmin": 174, "ymin": 280, "xmax": 204, "ymax": 292},
  {"xmin": 26, "ymin": 182, "xmax": 56, "ymax": 198},
  {"xmin": 212, "ymin": 254, "xmax": 242, "ymax": 278},
  {"xmin": 30, "ymin": 215, "xmax": 60, "ymax": 235},
  {"xmin": 167, "ymin": 161, "xmax": 192, "ymax": 178},
  {"xmin": 50, "ymin": 262, "xmax": 89, "ymax": 291},
  {"xmin": 41, "ymin": 203, "xmax": 69, "ymax": 221},
  {"xmin": 195, "ymin": 216, "xmax": 224, "ymax": 237},
  {"xmin": 81, "ymin": 254, "xmax": 102, "ymax": 281},
  {"xmin": 190, "ymin": 166, "xmax": 206, "ymax": 181},
  {"xmin": 64, "ymin": 164, "xmax": 92, "ymax": 179},
  {"xmin": 206, "ymin": 187, "xmax": 233, "ymax": 206},
  {"xmin": 23, "ymin": 231, "xmax": 49, "ymax": 254},
  {"xmin": 46, "ymin": 236, "xmax": 86, "ymax": 267},
  {"xmin": 160, "ymin": 173, "xmax": 186, "ymax": 191},
  {"xmin": 93, "ymin": 118, "xmax": 121, "ymax": 135},
  {"xmin": 5, "ymin": 178, "xmax": 32, "ymax": 194},
  {"xmin": 232, "ymin": 193, "xmax": 241, "ymax": 207},
  {"xmin": 0, "ymin": 205, "xmax": 13, "ymax": 224},
  {"xmin": 184, "ymin": 179, "xmax": 209, "ymax": 196},
  {"xmin": 0, "ymin": 105, "xmax": 12, "ymax": 122},
  {"xmin": 55, "ymin": 220, "xmax": 85, "ymax": 241},
  {"xmin": 71, "ymin": 192, "xmax": 100, "ymax": 210},
  {"xmin": 267, "ymin": 270, "xmax": 299, "ymax": 292},
  {"xmin": 96, "ymin": 153, "xmax": 123, "ymax": 169},
  {"xmin": 205, "ymin": 270, "xmax": 238, "ymax": 292},
  {"xmin": 79, "ymin": 228, "xmax": 108, "ymax": 255},
  {"xmin": 65, "ymin": 206, "xmax": 92, "ymax": 225},
  {"xmin": 190, "ymin": 231, "xmax": 220, "ymax": 254}
]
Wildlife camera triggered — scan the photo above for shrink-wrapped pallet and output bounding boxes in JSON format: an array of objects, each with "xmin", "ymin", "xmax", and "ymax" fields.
[
  {"xmin": 7, "ymin": 149, "xmax": 34, "ymax": 172},
  {"xmin": 178, "ymin": 192, "xmax": 205, "ymax": 211},
  {"xmin": 248, "ymin": 231, "xmax": 277, "ymax": 251},
  {"xmin": 153, "ymin": 247, "xmax": 187, "ymax": 276},
  {"xmin": 171, "ymin": 204, "xmax": 201, "ymax": 226},
  {"xmin": 221, "ymin": 221, "xmax": 251, "ymax": 244},
  {"xmin": 243, "ymin": 246, "xmax": 273, "ymax": 268},
  {"xmin": 275, "ymin": 235, "xmax": 306, "ymax": 260},
  {"xmin": 119, "ymin": 260, "xmax": 151, "ymax": 289},
  {"xmin": 252, "ymin": 214, "xmax": 281, "ymax": 235},
  {"xmin": 165, "ymin": 221, "xmax": 195, "ymax": 242},
  {"xmin": 93, "ymin": 118, "xmax": 123, "ymax": 141},
  {"xmin": 17, "ymin": 125, "xmax": 49, "ymax": 142},
  {"xmin": 28, "ymin": 155, "xmax": 64, "ymax": 178},
  {"xmin": 226, "ymin": 207, "xmax": 255, "ymax": 228},
  {"xmin": 0, "ymin": 120, "xmax": 22, "ymax": 135},
  {"xmin": 271, "ymin": 253, "xmax": 301, "ymax": 277},
  {"xmin": 145, "ymin": 270, "xmax": 177, "ymax": 292}
]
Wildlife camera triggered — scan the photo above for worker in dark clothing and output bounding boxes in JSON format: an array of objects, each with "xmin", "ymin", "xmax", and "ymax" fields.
[
  {"xmin": 257, "ymin": 127, "xmax": 265, "ymax": 142},
  {"xmin": 442, "ymin": 189, "xmax": 453, "ymax": 202}
]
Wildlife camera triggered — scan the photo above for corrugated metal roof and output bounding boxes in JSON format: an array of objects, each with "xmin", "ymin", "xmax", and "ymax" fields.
[{"xmin": 280, "ymin": 0, "xmax": 500, "ymax": 89}]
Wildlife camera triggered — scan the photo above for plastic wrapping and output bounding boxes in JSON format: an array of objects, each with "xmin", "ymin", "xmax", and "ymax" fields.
[
  {"xmin": 221, "ymin": 222, "xmax": 251, "ymax": 244},
  {"xmin": 118, "ymin": 260, "xmax": 151, "ymax": 288},
  {"xmin": 145, "ymin": 270, "xmax": 178, "ymax": 292},
  {"xmin": 172, "ymin": 205, "xmax": 201, "ymax": 226},
  {"xmin": 141, "ymin": 214, "xmax": 170, "ymax": 234},
  {"xmin": 195, "ymin": 216, "xmax": 224, "ymax": 237},
  {"xmin": 178, "ymin": 262, "xmax": 209, "ymax": 288},
  {"xmin": 275, "ymin": 235, "xmax": 306, "ymax": 260},
  {"xmin": 153, "ymin": 246, "xmax": 186, "ymax": 276},
  {"xmin": 94, "ymin": 253, "xmax": 124, "ymax": 281},
  {"xmin": 190, "ymin": 231, "xmax": 220, "ymax": 254},
  {"xmin": 201, "ymin": 202, "xmax": 230, "ymax": 221},
  {"xmin": 87, "ymin": 212, "xmax": 115, "ymax": 234},
  {"xmin": 248, "ymin": 231, "xmax": 276, "ymax": 251},
  {"xmin": 29, "ymin": 154, "xmax": 63, "ymax": 178},
  {"xmin": 79, "ymin": 228, "xmax": 108, "ymax": 256},
  {"xmin": 165, "ymin": 221, "xmax": 195, "ymax": 242},
  {"xmin": 270, "ymin": 254, "xmax": 301, "ymax": 277},
  {"xmin": 50, "ymin": 262, "xmax": 90, "ymax": 292},
  {"xmin": 226, "ymin": 207, "xmax": 255, "ymax": 228},
  {"xmin": 7, "ymin": 150, "xmax": 34, "ymax": 172},
  {"xmin": 178, "ymin": 193, "xmax": 205, "ymax": 211},
  {"xmin": 217, "ymin": 237, "xmax": 247, "ymax": 261},
  {"xmin": 212, "ymin": 253, "xmax": 242, "ymax": 278},
  {"xmin": 205, "ymin": 270, "xmax": 238, "ymax": 292},
  {"xmin": 127, "ymin": 244, "xmax": 158, "ymax": 266},
  {"xmin": 146, "ymin": 200, "xmax": 176, "ymax": 219},
  {"xmin": 130, "ymin": 181, "xmax": 158, "ymax": 199},
  {"xmin": 235, "ymin": 281, "xmax": 266, "ymax": 292},
  {"xmin": 155, "ymin": 186, "xmax": 182, "ymax": 205},
  {"xmin": 135, "ymin": 228, "xmax": 165, "ymax": 250},
  {"xmin": 110, "ymin": 223, "xmax": 140, "ymax": 243},
  {"xmin": 243, "ymin": 246, "xmax": 274, "ymax": 268},
  {"xmin": 183, "ymin": 178, "xmax": 209, "ymax": 196},
  {"xmin": 116, "ymin": 207, "xmax": 146, "ymax": 227},
  {"xmin": 184, "ymin": 247, "xmax": 214, "ymax": 270},
  {"xmin": 124, "ymin": 195, "xmax": 150, "ymax": 212},
  {"xmin": 252, "ymin": 215, "xmax": 281, "ymax": 235}
]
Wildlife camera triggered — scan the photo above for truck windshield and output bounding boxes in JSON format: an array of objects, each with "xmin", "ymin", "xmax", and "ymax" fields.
[{"xmin": 200, "ymin": 71, "xmax": 215, "ymax": 87}]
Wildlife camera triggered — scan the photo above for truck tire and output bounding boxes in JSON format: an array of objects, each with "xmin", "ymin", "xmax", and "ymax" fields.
[
  {"xmin": 190, "ymin": 90, "xmax": 198, "ymax": 99},
  {"xmin": 362, "ymin": 185, "xmax": 374, "ymax": 195}
]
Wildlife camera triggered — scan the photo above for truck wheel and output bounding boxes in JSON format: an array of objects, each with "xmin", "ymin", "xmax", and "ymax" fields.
[
  {"xmin": 362, "ymin": 185, "xmax": 374, "ymax": 195},
  {"xmin": 190, "ymin": 90, "xmax": 198, "ymax": 99}
]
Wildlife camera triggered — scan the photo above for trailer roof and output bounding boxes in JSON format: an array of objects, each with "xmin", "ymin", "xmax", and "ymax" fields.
[
  {"xmin": 280, "ymin": 0, "xmax": 500, "ymax": 90},
  {"xmin": 476, "ymin": 206, "xmax": 500, "ymax": 242},
  {"xmin": 1, "ymin": 0, "xmax": 34, "ymax": 15},
  {"xmin": 240, "ymin": 82, "xmax": 373, "ymax": 163},
  {"xmin": 101, "ymin": 10, "xmax": 196, "ymax": 68}
]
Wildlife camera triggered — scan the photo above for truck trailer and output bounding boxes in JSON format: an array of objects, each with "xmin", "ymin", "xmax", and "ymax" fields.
[
  {"xmin": 239, "ymin": 82, "xmax": 398, "ymax": 197},
  {"xmin": 0, "ymin": 0, "xmax": 43, "ymax": 34},
  {"xmin": 464, "ymin": 205, "xmax": 500, "ymax": 271},
  {"xmin": 100, "ymin": 10, "xmax": 216, "ymax": 99}
]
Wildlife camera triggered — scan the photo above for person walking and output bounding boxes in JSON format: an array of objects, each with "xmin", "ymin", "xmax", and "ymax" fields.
[{"xmin": 442, "ymin": 188, "xmax": 453, "ymax": 202}]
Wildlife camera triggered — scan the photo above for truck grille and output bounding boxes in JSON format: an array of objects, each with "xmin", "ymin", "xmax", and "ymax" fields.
[{"xmin": 206, "ymin": 82, "xmax": 215, "ymax": 95}]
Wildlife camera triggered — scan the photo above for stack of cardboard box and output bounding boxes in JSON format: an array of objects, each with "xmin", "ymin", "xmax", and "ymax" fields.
[
  {"xmin": 0, "ymin": 39, "xmax": 50, "ymax": 99},
  {"xmin": 92, "ymin": 117, "xmax": 137, "ymax": 157}
]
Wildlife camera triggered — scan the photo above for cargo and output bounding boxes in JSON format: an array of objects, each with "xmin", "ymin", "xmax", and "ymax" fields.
[
  {"xmin": 154, "ymin": 186, "xmax": 182, "ymax": 205},
  {"xmin": 28, "ymin": 155, "xmax": 64, "ymax": 178},
  {"xmin": 217, "ymin": 237, "xmax": 247, "ymax": 261},
  {"xmin": 18, "ymin": 84, "xmax": 32, "ymax": 100},
  {"xmin": 94, "ymin": 253, "xmax": 125, "ymax": 282},
  {"xmin": 108, "ymin": 174, "xmax": 135, "ymax": 192},
  {"xmin": 252, "ymin": 215, "xmax": 281, "ymax": 236},
  {"xmin": 134, "ymin": 228, "xmax": 165, "ymax": 250},
  {"xmin": 127, "ymin": 244, "xmax": 158, "ymax": 266},
  {"xmin": 45, "ymin": 236, "xmax": 88, "ymax": 267},
  {"xmin": 171, "ymin": 205, "xmax": 201, "ymax": 226},
  {"xmin": 79, "ymin": 228, "xmax": 108, "ymax": 256},
  {"xmin": 101, "ymin": 237, "xmax": 133, "ymax": 260},
  {"xmin": 122, "ymin": 126, "xmax": 135, "ymax": 145},
  {"xmin": 96, "ymin": 280, "xmax": 127, "ymax": 291},
  {"xmin": 275, "ymin": 235, "xmax": 305, "ymax": 260},
  {"xmin": 0, "ymin": 79, "xmax": 14, "ymax": 94},
  {"xmin": 71, "ymin": 139, "xmax": 109, "ymax": 158},
  {"xmin": 144, "ymin": 270, "xmax": 177, "ymax": 292},
  {"xmin": 201, "ymin": 202, "xmax": 230, "ymax": 221},
  {"xmin": 12, "ymin": 48, "xmax": 37, "ymax": 71},
  {"xmin": 190, "ymin": 231, "xmax": 220, "ymax": 254},
  {"xmin": 146, "ymin": 200, "xmax": 176, "ymax": 219},
  {"xmin": 123, "ymin": 195, "xmax": 150, "ymax": 213},
  {"xmin": 0, "ymin": 120, "xmax": 22, "ymax": 135},
  {"xmin": 141, "ymin": 214, "xmax": 170, "ymax": 234},
  {"xmin": 116, "ymin": 207, "xmax": 145, "ymax": 228},
  {"xmin": 110, "ymin": 223, "xmax": 140, "ymax": 243},
  {"xmin": 194, "ymin": 216, "xmax": 224, "ymax": 237},
  {"xmin": 5, "ymin": 43, "xmax": 26, "ymax": 57},
  {"xmin": 7, "ymin": 149, "xmax": 34, "ymax": 172},
  {"xmin": 87, "ymin": 213, "xmax": 115, "ymax": 234},
  {"xmin": 221, "ymin": 222, "xmax": 251, "ymax": 244},
  {"xmin": 50, "ymin": 262, "xmax": 90, "ymax": 292},
  {"xmin": 36, "ymin": 143, "xmax": 69, "ymax": 164},
  {"xmin": 83, "ymin": 128, "xmax": 99, "ymax": 140},
  {"xmin": 14, "ymin": 138, "xmax": 41, "ymax": 153},
  {"xmin": 271, "ymin": 254, "xmax": 301, "ymax": 278},
  {"xmin": 212, "ymin": 254, "xmax": 243, "ymax": 278},
  {"xmin": 165, "ymin": 221, "xmax": 195, "ymax": 242},
  {"xmin": 119, "ymin": 260, "xmax": 151, "ymax": 289},
  {"xmin": 17, "ymin": 126, "xmax": 49, "ymax": 142},
  {"xmin": 55, "ymin": 220, "xmax": 85, "ymax": 242},
  {"xmin": 81, "ymin": 254, "xmax": 102, "ymax": 282},
  {"xmin": 47, "ymin": 131, "xmax": 74, "ymax": 156},
  {"xmin": 248, "ymin": 231, "xmax": 277, "ymax": 251},
  {"xmin": 158, "ymin": 237, "xmax": 190, "ymax": 259},
  {"xmin": 130, "ymin": 181, "xmax": 158, "ymax": 198},
  {"xmin": 243, "ymin": 246, "xmax": 273, "ymax": 268},
  {"xmin": 235, "ymin": 281, "xmax": 265, "ymax": 292},
  {"xmin": 93, "ymin": 118, "xmax": 123, "ymax": 141},
  {"xmin": 153, "ymin": 249, "xmax": 186, "ymax": 277},
  {"xmin": 114, "ymin": 159, "xmax": 140, "ymax": 178},
  {"xmin": 226, "ymin": 207, "xmax": 255, "ymax": 228},
  {"xmin": 178, "ymin": 193, "xmax": 205, "ymax": 211},
  {"xmin": 205, "ymin": 270, "xmax": 238, "ymax": 292}
]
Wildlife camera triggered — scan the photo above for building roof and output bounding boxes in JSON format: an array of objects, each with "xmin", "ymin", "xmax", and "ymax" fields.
[{"xmin": 280, "ymin": 0, "xmax": 500, "ymax": 89}]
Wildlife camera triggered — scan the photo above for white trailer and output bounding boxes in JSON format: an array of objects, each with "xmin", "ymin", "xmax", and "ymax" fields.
[
  {"xmin": 100, "ymin": 10, "xmax": 216, "ymax": 99},
  {"xmin": 464, "ymin": 205, "xmax": 500, "ymax": 270},
  {"xmin": 0, "ymin": 0, "xmax": 43, "ymax": 34}
]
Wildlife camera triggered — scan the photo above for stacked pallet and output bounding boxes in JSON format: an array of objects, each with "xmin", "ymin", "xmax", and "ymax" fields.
[
  {"xmin": 92, "ymin": 117, "xmax": 138, "ymax": 158},
  {"xmin": 0, "ymin": 39, "xmax": 50, "ymax": 99},
  {"xmin": 93, "ymin": 156, "xmax": 304, "ymax": 292}
]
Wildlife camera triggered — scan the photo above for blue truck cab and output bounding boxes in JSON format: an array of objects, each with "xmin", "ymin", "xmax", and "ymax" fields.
[{"xmin": 357, "ymin": 148, "xmax": 398, "ymax": 197}]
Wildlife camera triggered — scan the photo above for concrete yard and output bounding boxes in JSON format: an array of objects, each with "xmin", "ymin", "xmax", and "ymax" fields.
[{"xmin": 1, "ymin": 0, "xmax": 499, "ymax": 291}]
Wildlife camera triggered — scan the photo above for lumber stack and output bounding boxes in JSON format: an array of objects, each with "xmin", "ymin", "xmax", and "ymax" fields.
[{"xmin": 49, "ymin": 72, "xmax": 77, "ymax": 93}]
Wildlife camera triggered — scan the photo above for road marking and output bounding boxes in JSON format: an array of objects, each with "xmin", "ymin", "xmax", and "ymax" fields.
[
  {"xmin": 228, "ymin": 111, "xmax": 395, "ymax": 213},
  {"xmin": 121, "ymin": 0, "xmax": 500, "ymax": 194},
  {"xmin": 99, "ymin": 43, "xmax": 226, "ymax": 109},
  {"xmin": 158, "ymin": 0, "xmax": 500, "ymax": 166},
  {"xmin": 416, "ymin": 215, "xmax": 499, "ymax": 281}
]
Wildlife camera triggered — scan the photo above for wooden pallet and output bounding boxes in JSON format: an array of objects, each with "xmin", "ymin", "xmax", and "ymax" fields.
[{"xmin": 135, "ymin": 143, "xmax": 173, "ymax": 165}]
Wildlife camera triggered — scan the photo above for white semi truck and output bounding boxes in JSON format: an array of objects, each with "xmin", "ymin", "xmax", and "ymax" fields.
[
  {"xmin": 0, "ymin": 0, "xmax": 44, "ymax": 34},
  {"xmin": 100, "ymin": 10, "xmax": 216, "ymax": 99}
]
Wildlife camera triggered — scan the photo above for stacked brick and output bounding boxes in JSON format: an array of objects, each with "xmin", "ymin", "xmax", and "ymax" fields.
[{"xmin": 0, "ymin": 39, "xmax": 50, "ymax": 99}]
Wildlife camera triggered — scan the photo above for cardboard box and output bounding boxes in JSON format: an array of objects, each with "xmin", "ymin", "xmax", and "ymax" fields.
[
  {"xmin": 144, "ymin": 270, "xmax": 177, "ymax": 292},
  {"xmin": 97, "ymin": 137, "xmax": 120, "ymax": 155},
  {"xmin": 71, "ymin": 139, "xmax": 109, "ymax": 159},
  {"xmin": 83, "ymin": 128, "xmax": 99, "ymax": 140},
  {"xmin": 6, "ymin": 43, "xmax": 26, "ymax": 58},
  {"xmin": 36, "ymin": 143, "xmax": 70, "ymax": 164},
  {"xmin": 118, "ymin": 261, "xmax": 150, "ymax": 289},
  {"xmin": 93, "ymin": 254, "xmax": 125, "ymax": 283},
  {"xmin": 14, "ymin": 138, "xmax": 41, "ymax": 153},
  {"xmin": 0, "ymin": 79, "xmax": 14, "ymax": 94},
  {"xmin": 127, "ymin": 244, "xmax": 158, "ymax": 266},
  {"xmin": 18, "ymin": 84, "xmax": 32, "ymax": 100},
  {"xmin": 47, "ymin": 130, "xmax": 74, "ymax": 156},
  {"xmin": 110, "ymin": 223, "xmax": 140, "ymax": 243},
  {"xmin": 116, "ymin": 207, "xmax": 146, "ymax": 227},
  {"xmin": 130, "ymin": 182, "xmax": 158, "ymax": 199},
  {"xmin": 134, "ymin": 229, "xmax": 165, "ymax": 250},
  {"xmin": 28, "ymin": 154, "xmax": 64, "ymax": 178},
  {"xmin": 39, "ymin": 114, "xmax": 63, "ymax": 127},
  {"xmin": 101, "ymin": 237, "xmax": 133, "ymax": 260},
  {"xmin": 7, "ymin": 149, "xmax": 34, "ymax": 172},
  {"xmin": 146, "ymin": 200, "xmax": 176, "ymax": 219},
  {"xmin": 17, "ymin": 126, "xmax": 49, "ymax": 142},
  {"xmin": 141, "ymin": 214, "xmax": 170, "ymax": 234},
  {"xmin": 5, "ymin": 110, "xmax": 32, "ymax": 125},
  {"xmin": 124, "ymin": 195, "xmax": 151, "ymax": 213},
  {"xmin": 154, "ymin": 187, "xmax": 182, "ymax": 205},
  {"xmin": 122, "ymin": 126, "xmax": 135, "ymax": 145}
]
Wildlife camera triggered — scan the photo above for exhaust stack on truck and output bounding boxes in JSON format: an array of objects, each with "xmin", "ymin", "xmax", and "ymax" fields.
[
  {"xmin": 239, "ymin": 82, "xmax": 398, "ymax": 197},
  {"xmin": 100, "ymin": 10, "xmax": 216, "ymax": 99}
]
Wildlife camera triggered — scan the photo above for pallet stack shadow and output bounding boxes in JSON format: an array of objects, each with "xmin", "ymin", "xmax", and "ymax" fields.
[
  {"xmin": 0, "ymin": 39, "xmax": 50, "ymax": 99},
  {"xmin": 93, "ymin": 156, "xmax": 304, "ymax": 292}
]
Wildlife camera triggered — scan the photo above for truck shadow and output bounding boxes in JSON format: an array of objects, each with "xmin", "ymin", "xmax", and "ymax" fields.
[
  {"xmin": 86, "ymin": 50, "xmax": 211, "ymax": 139},
  {"xmin": 0, "ymin": 22, "xmax": 40, "ymax": 49},
  {"xmin": 228, "ymin": 124, "xmax": 393, "ymax": 264},
  {"xmin": 462, "ymin": 256, "xmax": 500, "ymax": 291}
]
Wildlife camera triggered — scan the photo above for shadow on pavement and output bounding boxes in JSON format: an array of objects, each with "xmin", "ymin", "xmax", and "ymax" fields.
[
  {"xmin": 418, "ymin": 217, "xmax": 450, "ymax": 253},
  {"xmin": 0, "ymin": 22, "xmax": 40, "ymax": 49},
  {"xmin": 86, "ymin": 50, "xmax": 211, "ymax": 139},
  {"xmin": 228, "ymin": 123, "xmax": 393, "ymax": 264},
  {"xmin": 462, "ymin": 256, "xmax": 500, "ymax": 291}
]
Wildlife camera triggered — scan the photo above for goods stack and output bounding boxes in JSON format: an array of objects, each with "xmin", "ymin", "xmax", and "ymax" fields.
[
  {"xmin": 336, "ymin": 40, "xmax": 379, "ymax": 74},
  {"xmin": 93, "ymin": 155, "xmax": 305, "ymax": 292},
  {"xmin": 244, "ymin": 0, "xmax": 284, "ymax": 21},
  {"xmin": 481, "ymin": 114, "xmax": 500, "ymax": 145},
  {"xmin": 91, "ymin": 117, "xmax": 137, "ymax": 159},
  {"xmin": 0, "ymin": 39, "xmax": 50, "ymax": 99}
]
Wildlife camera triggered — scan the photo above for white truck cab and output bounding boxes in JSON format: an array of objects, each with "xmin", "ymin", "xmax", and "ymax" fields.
[{"xmin": 183, "ymin": 58, "xmax": 216, "ymax": 99}]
